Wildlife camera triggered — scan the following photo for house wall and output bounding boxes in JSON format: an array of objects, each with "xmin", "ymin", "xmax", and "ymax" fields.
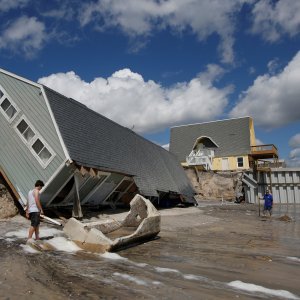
[
  {"xmin": 210, "ymin": 118, "xmax": 253, "ymax": 171},
  {"xmin": 249, "ymin": 118, "xmax": 256, "ymax": 146},
  {"xmin": 244, "ymin": 168, "xmax": 300, "ymax": 204},
  {"xmin": 212, "ymin": 155, "xmax": 250, "ymax": 171},
  {"xmin": 0, "ymin": 71, "xmax": 66, "ymax": 200}
]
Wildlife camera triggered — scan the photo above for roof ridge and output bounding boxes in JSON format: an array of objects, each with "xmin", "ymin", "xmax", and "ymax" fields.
[{"xmin": 171, "ymin": 116, "xmax": 251, "ymax": 129}]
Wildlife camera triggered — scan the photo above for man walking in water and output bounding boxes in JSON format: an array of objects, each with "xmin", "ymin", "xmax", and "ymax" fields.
[
  {"xmin": 26, "ymin": 180, "xmax": 44, "ymax": 240},
  {"xmin": 263, "ymin": 188, "xmax": 273, "ymax": 217}
]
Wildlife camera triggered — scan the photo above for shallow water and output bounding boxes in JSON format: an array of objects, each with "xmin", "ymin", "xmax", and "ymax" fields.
[{"xmin": 0, "ymin": 203, "xmax": 300, "ymax": 299}]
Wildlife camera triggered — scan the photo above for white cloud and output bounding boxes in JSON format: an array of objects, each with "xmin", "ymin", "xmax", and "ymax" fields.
[
  {"xmin": 250, "ymin": 0, "xmax": 300, "ymax": 42},
  {"xmin": 40, "ymin": 2, "xmax": 75, "ymax": 21},
  {"xmin": 287, "ymin": 133, "xmax": 300, "ymax": 167},
  {"xmin": 289, "ymin": 148, "xmax": 300, "ymax": 159},
  {"xmin": 287, "ymin": 148, "xmax": 300, "ymax": 167},
  {"xmin": 256, "ymin": 138, "xmax": 264, "ymax": 145},
  {"xmin": 248, "ymin": 66, "xmax": 256, "ymax": 75},
  {"xmin": 289, "ymin": 133, "xmax": 300, "ymax": 148},
  {"xmin": 0, "ymin": 0, "xmax": 29, "ymax": 12},
  {"xmin": 161, "ymin": 143, "xmax": 169, "ymax": 151},
  {"xmin": 79, "ymin": 0, "xmax": 251, "ymax": 64},
  {"xmin": 38, "ymin": 65, "xmax": 231, "ymax": 134},
  {"xmin": 267, "ymin": 58, "xmax": 280, "ymax": 75},
  {"xmin": 230, "ymin": 51, "xmax": 300, "ymax": 129},
  {"xmin": 0, "ymin": 16, "xmax": 46, "ymax": 57}
]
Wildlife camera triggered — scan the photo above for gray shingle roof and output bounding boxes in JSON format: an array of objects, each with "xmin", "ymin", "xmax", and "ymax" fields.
[
  {"xmin": 169, "ymin": 117, "xmax": 252, "ymax": 162},
  {"xmin": 44, "ymin": 87, "xmax": 194, "ymax": 200}
]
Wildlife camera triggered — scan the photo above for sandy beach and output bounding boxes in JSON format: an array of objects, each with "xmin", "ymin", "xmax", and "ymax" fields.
[{"xmin": 0, "ymin": 201, "xmax": 299, "ymax": 299}]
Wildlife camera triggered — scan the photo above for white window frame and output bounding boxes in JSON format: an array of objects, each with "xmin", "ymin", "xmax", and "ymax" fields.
[
  {"xmin": 237, "ymin": 157, "xmax": 244, "ymax": 168},
  {"xmin": 14, "ymin": 115, "xmax": 56, "ymax": 169},
  {"xmin": 0, "ymin": 85, "xmax": 20, "ymax": 124}
]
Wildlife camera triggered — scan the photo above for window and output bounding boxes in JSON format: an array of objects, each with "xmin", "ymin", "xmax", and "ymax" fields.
[
  {"xmin": 0, "ymin": 97, "xmax": 18, "ymax": 121},
  {"xmin": 15, "ymin": 116, "xmax": 55, "ymax": 168},
  {"xmin": 0, "ymin": 87, "xmax": 19, "ymax": 123},
  {"xmin": 17, "ymin": 119, "xmax": 35, "ymax": 142},
  {"xmin": 32, "ymin": 139, "xmax": 52, "ymax": 164},
  {"xmin": 237, "ymin": 157, "xmax": 244, "ymax": 168}
]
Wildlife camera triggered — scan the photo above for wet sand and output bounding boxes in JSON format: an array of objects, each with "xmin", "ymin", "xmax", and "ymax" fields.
[{"xmin": 0, "ymin": 202, "xmax": 299, "ymax": 299}]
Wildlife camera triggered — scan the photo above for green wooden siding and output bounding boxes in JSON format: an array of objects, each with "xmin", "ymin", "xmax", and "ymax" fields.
[{"xmin": 0, "ymin": 71, "xmax": 66, "ymax": 198}]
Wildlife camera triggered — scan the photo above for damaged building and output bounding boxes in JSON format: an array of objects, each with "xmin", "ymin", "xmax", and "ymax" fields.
[
  {"xmin": 170, "ymin": 117, "xmax": 300, "ymax": 204},
  {"xmin": 0, "ymin": 68, "xmax": 195, "ymax": 217}
]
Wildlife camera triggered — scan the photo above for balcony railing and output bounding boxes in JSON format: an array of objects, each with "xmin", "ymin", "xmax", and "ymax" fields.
[
  {"xmin": 250, "ymin": 144, "xmax": 278, "ymax": 159},
  {"xmin": 186, "ymin": 149, "xmax": 214, "ymax": 170}
]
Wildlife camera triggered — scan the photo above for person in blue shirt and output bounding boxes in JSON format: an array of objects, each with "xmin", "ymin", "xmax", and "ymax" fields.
[{"xmin": 263, "ymin": 189, "xmax": 273, "ymax": 216}]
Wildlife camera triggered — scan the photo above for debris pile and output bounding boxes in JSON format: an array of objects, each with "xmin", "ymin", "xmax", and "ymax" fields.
[
  {"xmin": 278, "ymin": 215, "xmax": 292, "ymax": 222},
  {"xmin": 0, "ymin": 184, "xmax": 18, "ymax": 219},
  {"xmin": 185, "ymin": 169, "xmax": 241, "ymax": 201}
]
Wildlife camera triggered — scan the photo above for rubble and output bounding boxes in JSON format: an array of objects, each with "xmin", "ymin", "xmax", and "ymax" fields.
[
  {"xmin": 0, "ymin": 184, "xmax": 18, "ymax": 219},
  {"xmin": 63, "ymin": 194, "xmax": 161, "ymax": 252},
  {"xmin": 185, "ymin": 169, "xmax": 242, "ymax": 201},
  {"xmin": 278, "ymin": 215, "xmax": 292, "ymax": 222}
]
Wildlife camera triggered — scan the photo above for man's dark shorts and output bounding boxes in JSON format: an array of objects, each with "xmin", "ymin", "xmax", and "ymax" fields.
[
  {"xmin": 29, "ymin": 212, "xmax": 40, "ymax": 227},
  {"xmin": 264, "ymin": 205, "xmax": 272, "ymax": 211}
]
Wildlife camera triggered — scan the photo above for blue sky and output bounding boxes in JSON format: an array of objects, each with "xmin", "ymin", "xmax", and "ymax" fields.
[{"xmin": 0, "ymin": 0, "xmax": 300, "ymax": 165}]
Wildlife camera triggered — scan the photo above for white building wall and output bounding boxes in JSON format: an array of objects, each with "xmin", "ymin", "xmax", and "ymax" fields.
[{"xmin": 244, "ymin": 168, "xmax": 300, "ymax": 204}]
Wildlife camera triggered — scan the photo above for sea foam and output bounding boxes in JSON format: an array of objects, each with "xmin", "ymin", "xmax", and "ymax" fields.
[
  {"xmin": 46, "ymin": 236, "xmax": 81, "ymax": 252},
  {"xmin": 155, "ymin": 267, "xmax": 180, "ymax": 273},
  {"xmin": 20, "ymin": 244, "xmax": 40, "ymax": 254},
  {"xmin": 101, "ymin": 252, "xmax": 128, "ymax": 260},
  {"xmin": 287, "ymin": 257, "xmax": 300, "ymax": 262},
  {"xmin": 228, "ymin": 280, "xmax": 299, "ymax": 299},
  {"xmin": 5, "ymin": 227, "xmax": 62, "ymax": 240},
  {"xmin": 113, "ymin": 272, "xmax": 147, "ymax": 286}
]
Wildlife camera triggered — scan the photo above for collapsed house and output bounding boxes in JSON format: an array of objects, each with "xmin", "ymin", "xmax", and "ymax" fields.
[{"xmin": 0, "ymin": 68, "xmax": 195, "ymax": 217}]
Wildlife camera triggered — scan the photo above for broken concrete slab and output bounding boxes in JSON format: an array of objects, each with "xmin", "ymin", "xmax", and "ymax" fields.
[{"xmin": 63, "ymin": 194, "xmax": 161, "ymax": 252}]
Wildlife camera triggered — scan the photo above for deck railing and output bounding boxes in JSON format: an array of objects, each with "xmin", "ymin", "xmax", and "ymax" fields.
[
  {"xmin": 250, "ymin": 144, "xmax": 279, "ymax": 162},
  {"xmin": 186, "ymin": 149, "xmax": 214, "ymax": 170},
  {"xmin": 251, "ymin": 144, "xmax": 278, "ymax": 153}
]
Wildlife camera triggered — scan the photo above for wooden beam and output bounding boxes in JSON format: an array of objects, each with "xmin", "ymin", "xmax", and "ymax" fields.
[
  {"xmin": 89, "ymin": 168, "xmax": 98, "ymax": 177},
  {"xmin": 102, "ymin": 177, "xmax": 126, "ymax": 206},
  {"xmin": 97, "ymin": 170, "xmax": 110, "ymax": 177},
  {"xmin": 81, "ymin": 173, "xmax": 111, "ymax": 205},
  {"xmin": 80, "ymin": 166, "xmax": 89, "ymax": 177},
  {"xmin": 113, "ymin": 180, "xmax": 135, "ymax": 206},
  {"xmin": 72, "ymin": 171, "xmax": 83, "ymax": 219}
]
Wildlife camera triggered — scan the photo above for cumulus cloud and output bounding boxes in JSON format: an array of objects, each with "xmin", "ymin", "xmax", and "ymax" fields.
[
  {"xmin": 289, "ymin": 148, "xmax": 300, "ymax": 159},
  {"xmin": 78, "ymin": 0, "xmax": 251, "ymax": 63},
  {"xmin": 161, "ymin": 143, "xmax": 170, "ymax": 151},
  {"xmin": 287, "ymin": 148, "xmax": 300, "ymax": 167},
  {"xmin": 230, "ymin": 51, "xmax": 300, "ymax": 129},
  {"xmin": 0, "ymin": 16, "xmax": 46, "ymax": 57},
  {"xmin": 287, "ymin": 133, "xmax": 300, "ymax": 167},
  {"xmin": 0, "ymin": 0, "xmax": 29, "ymax": 13},
  {"xmin": 250, "ymin": 0, "xmax": 300, "ymax": 42},
  {"xmin": 38, "ymin": 65, "xmax": 231, "ymax": 134},
  {"xmin": 267, "ymin": 58, "xmax": 281, "ymax": 75},
  {"xmin": 289, "ymin": 133, "xmax": 300, "ymax": 148},
  {"xmin": 256, "ymin": 138, "xmax": 264, "ymax": 145},
  {"xmin": 40, "ymin": 1, "xmax": 75, "ymax": 21}
]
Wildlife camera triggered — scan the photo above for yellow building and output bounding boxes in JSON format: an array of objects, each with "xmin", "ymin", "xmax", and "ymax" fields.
[{"xmin": 169, "ymin": 117, "xmax": 276, "ymax": 171}]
